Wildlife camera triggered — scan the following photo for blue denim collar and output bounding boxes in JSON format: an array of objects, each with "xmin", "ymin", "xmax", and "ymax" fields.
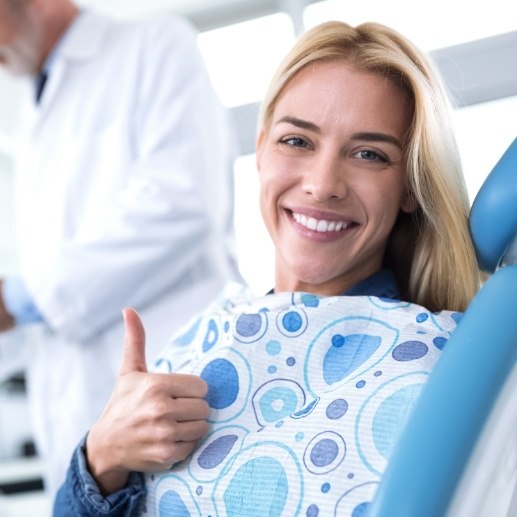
[
  {"xmin": 343, "ymin": 268, "xmax": 400, "ymax": 299},
  {"xmin": 268, "ymin": 269, "xmax": 400, "ymax": 299}
]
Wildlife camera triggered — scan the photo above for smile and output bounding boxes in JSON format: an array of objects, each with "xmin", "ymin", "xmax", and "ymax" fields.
[{"xmin": 292, "ymin": 212, "xmax": 351, "ymax": 232}]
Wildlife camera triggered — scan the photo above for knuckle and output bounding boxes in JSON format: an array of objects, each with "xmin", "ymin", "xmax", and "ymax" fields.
[
  {"xmin": 196, "ymin": 377, "xmax": 209, "ymax": 397},
  {"xmin": 157, "ymin": 442, "xmax": 192, "ymax": 466},
  {"xmin": 156, "ymin": 447, "xmax": 176, "ymax": 466},
  {"xmin": 139, "ymin": 376, "xmax": 156, "ymax": 396},
  {"xmin": 146, "ymin": 398, "xmax": 169, "ymax": 421},
  {"xmin": 176, "ymin": 442, "xmax": 196, "ymax": 462},
  {"xmin": 174, "ymin": 374, "xmax": 207, "ymax": 397},
  {"xmin": 155, "ymin": 422, "xmax": 176, "ymax": 447},
  {"xmin": 194, "ymin": 420, "xmax": 209, "ymax": 439},
  {"xmin": 152, "ymin": 450, "xmax": 171, "ymax": 467},
  {"xmin": 167, "ymin": 423, "xmax": 180, "ymax": 442},
  {"xmin": 200, "ymin": 420, "xmax": 210, "ymax": 435},
  {"xmin": 200, "ymin": 400, "xmax": 210, "ymax": 418},
  {"xmin": 145, "ymin": 376, "xmax": 164, "ymax": 396}
]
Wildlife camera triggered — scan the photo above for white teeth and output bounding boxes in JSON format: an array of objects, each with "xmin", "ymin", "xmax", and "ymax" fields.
[
  {"xmin": 292, "ymin": 212, "xmax": 349, "ymax": 232},
  {"xmin": 307, "ymin": 217, "xmax": 318, "ymax": 230},
  {"xmin": 316, "ymin": 220, "xmax": 328, "ymax": 232}
]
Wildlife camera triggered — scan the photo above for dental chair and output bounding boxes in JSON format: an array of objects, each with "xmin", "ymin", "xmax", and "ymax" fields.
[{"xmin": 368, "ymin": 137, "xmax": 517, "ymax": 517}]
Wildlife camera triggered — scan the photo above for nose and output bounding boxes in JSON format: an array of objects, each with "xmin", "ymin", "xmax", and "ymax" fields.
[{"xmin": 302, "ymin": 151, "xmax": 348, "ymax": 201}]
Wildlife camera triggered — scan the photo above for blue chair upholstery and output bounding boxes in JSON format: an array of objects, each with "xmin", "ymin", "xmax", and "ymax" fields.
[
  {"xmin": 368, "ymin": 138, "xmax": 517, "ymax": 517},
  {"xmin": 470, "ymin": 138, "xmax": 517, "ymax": 272}
]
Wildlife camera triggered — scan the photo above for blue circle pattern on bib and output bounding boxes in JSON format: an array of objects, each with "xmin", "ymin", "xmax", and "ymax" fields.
[{"xmin": 145, "ymin": 287, "xmax": 458, "ymax": 516}]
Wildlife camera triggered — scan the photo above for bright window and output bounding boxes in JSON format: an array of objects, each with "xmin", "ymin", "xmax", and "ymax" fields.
[
  {"xmin": 452, "ymin": 96, "xmax": 517, "ymax": 202},
  {"xmin": 197, "ymin": 13, "xmax": 296, "ymax": 107},
  {"xmin": 304, "ymin": 0, "xmax": 517, "ymax": 51}
]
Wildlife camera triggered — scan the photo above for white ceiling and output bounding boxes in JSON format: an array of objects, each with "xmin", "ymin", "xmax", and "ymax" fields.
[
  {"xmin": 77, "ymin": 0, "xmax": 517, "ymax": 48},
  {"xmin": 76, "ymin": 0, "xmax": 314, "ymax": 30}
]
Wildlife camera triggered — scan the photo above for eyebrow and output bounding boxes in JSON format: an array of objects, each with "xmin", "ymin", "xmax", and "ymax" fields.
[
  {"xmin": 276, "ymin": 116, "xmax": 320, "ymax": 133},
  {"xmin": 276, "ymin": 116, "xmax": 403, "ymax": 149},
  {"xmin": 350, "ymin": 132, "xmax": 403, "ymax": 149}
]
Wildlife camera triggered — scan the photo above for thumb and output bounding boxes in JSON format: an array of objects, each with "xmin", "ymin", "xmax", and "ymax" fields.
[{"xmin": 120, "ymin": 308, "xmax": 147, "ymax": 375}]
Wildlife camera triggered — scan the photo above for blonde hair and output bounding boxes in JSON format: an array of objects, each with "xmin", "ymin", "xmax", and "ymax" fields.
[{"xmin": 259, "ymin": 21, "xmax": 480, "ymax": 312}]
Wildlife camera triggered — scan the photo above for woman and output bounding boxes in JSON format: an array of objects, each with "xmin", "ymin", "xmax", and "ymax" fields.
[{"xmin": 54, "ymin": 20, "xmax": 480, "ymax": 516}]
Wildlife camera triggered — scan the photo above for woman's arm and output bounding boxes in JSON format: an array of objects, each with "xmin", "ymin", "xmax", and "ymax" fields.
[
  {"xmin": 53, "ymin": 309, "xmax": 210, "ymax": 514},
  {"xmin": 53, "ymin": 436, "xmax": 146, "ymax": 517},
  {"xmin": 86, "ymin": 308, "xmax": 209, "ymax": 494}
]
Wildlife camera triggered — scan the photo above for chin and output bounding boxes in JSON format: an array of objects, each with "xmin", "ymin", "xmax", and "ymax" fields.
[{"xmin": 289, "ymin": 267, "xmax": 342, "ymax": 293}]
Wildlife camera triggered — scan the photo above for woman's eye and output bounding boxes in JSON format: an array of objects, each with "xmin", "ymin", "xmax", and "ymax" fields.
[
  {"xmin": 280, "ymin": 136, "xmax": 309, "ymax": 148},
  {"xmin": 356, "ymin": 149, "xmax": 389, "ymax": 162}
]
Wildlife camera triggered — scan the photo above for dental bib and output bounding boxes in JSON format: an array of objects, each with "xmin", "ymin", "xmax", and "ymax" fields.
[{"xmin": 142, "ymin": 284, "xmax": 459, "ymax": 516}]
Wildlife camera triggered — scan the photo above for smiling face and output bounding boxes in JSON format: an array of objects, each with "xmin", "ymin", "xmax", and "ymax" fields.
[{"xmin": 257, "ymin": 60, "xmax": 415, "ymax": 295}]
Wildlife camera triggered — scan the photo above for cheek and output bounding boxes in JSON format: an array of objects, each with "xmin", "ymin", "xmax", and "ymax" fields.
[
  {"xmin": 258, "ymin": 172, "xmax": 277, "ymax": 221},
  {"xmin": 360, "ymin": 178, "xmax": 406, "ymax": 223},
  {"xmin": 257, "ymin": 153, "xmax": 288, "ymax": 197},
  {"xmin": 257, "ymin": 160, "xmax": 293, "ymax": 233},
  {"xmin": 258, "ymin": 169, "xmax": 275, "ymax": 225},
  {"xmin": 258, "ymin": 179, "xmax": 268, "ymax": 221}
]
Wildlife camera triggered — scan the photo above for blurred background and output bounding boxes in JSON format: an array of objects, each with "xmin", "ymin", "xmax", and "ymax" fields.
[{"xmin": 0, "ymin": 0, "xmax": 515, "ymax": 514}]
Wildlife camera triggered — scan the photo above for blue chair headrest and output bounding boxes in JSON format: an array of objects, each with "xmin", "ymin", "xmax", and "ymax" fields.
[{"xmin": 469, "ymin": 137, "xmax": 517, "ymax": 273}]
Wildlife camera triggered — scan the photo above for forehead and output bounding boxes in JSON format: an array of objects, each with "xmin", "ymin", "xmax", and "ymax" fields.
[
  {"xmin": 281, "ymin": 60, "xmax": 408, "ymax": 109},
  {"xmin": 272, "ymin": 60, "xmax": 411, "ymax": 135}
]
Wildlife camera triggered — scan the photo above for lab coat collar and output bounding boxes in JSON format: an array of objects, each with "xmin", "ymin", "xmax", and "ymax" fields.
[
  {"xmin": 58, "ymin": 9, "xmax": 113, "ymax": 62},
  {"xmin": 26, "ymin": 10, "xmax": 112, "ymax": 120}
]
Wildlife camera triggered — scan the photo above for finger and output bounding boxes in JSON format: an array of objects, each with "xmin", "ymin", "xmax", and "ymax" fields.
[
  {"xmin": 161, "ymin": 374, "xmax": 208, "ymax": 399},
  {"xmin": 120, "ymin": 308, "xmax": 147, "ymax": 375},
  {"xmin": 169, "ymin": 397, "xmax": 210, "ymax": 422},
  {"xmin": 148, "ymin": 440, "xmax": 199, "ymax": 470},
  {"xmin": 167, "ymin": 440, "xmax": 199, "ymax": 464},
  {"xmin": 169, "ymin": 419, "xmax": 209, "ymax": 443}
]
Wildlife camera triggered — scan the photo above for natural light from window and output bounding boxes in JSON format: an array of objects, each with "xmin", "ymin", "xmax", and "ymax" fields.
[{"xmin": 197, "ymin": 13, "xmax": 296, "ymax": 108}]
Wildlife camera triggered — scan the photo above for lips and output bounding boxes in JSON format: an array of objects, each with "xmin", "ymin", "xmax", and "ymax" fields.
[{"xmin": 291, "ymin": 211, "xmax": 354, "ymax": 233}]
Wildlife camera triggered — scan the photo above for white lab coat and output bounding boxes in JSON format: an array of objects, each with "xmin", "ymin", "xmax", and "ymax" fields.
[{"xmin": 12, "ymin": 10, "xmax": 240, "ymax": 493}]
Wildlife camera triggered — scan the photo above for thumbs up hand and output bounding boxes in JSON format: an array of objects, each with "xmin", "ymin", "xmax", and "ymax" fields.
[{"xmin": 86, "ymin": 308, "xmax": 210, "ymax": 495}]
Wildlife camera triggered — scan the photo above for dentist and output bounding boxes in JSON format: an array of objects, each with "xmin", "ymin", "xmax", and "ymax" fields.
[{"xmin": 0, "ymin": 0, "xmax": 240, "ymax": 495}]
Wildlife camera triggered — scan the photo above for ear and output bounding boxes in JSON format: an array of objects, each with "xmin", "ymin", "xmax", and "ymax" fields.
[{"xmin": 400, "ymin": 192, "xmax": 418, "ymax": 214}]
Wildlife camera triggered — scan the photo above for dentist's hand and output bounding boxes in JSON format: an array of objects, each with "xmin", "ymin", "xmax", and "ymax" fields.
[{"xmin": 86, "ymin": 308, "xmax": 209, "ymax": 495}]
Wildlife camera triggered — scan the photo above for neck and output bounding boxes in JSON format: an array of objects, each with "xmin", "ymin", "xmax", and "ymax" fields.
[{"xmin": 37, "ymin": 2, "xmax": 79, "ymax": 71}]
